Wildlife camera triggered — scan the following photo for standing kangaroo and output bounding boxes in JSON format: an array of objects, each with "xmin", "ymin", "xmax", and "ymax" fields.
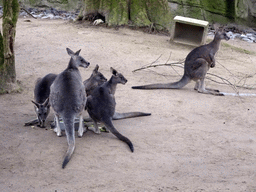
[
  {"xmin": 86, "ymin": 67, "xmax": 134, "ymax": 152},
  {"xmin": 132, "ymin": 30, "xmax": 230, "ymax": 96},
  {"xmin": 25, "ymin": 73, "xmax": 57, "ymax": 128},
  {"xmin": 49, "ymin": 48, "xmax": 90, "ymax": 169}
]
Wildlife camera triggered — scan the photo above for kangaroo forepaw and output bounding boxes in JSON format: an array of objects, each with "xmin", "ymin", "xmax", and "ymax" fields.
[{"xmin": 37, "ymin": 124, "xmax": 46, "ymax": 128}]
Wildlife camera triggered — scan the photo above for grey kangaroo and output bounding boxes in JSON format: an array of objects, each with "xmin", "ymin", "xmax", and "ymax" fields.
[
  {"xmin": 49, "ymin": 48, "xmax": 90, "ymax": 169},
  {"xmin": 86, "ymin": 67, "xmax": 134, "ymax": 152},
  {"xmin": 25, "ymin": 73, "xmax": 57, "ymax": 128},
  {"xmin": 83, "ymin": 65, "xmax": 151, "ymax": 121},
  {"xmin": 132, "ymin": 29, "xmax": 230, "ymax": 96}
]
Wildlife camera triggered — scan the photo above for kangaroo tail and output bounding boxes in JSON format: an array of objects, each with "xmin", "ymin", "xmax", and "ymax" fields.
[
  {"xmin": 113, "ymin": 112, "xmax": 151, "ymax": 120},
  {"xmin": 103, "ymin": 118, "xmax": 134, "ymax": 152},
  {"xmin": 62, "ymin": 115, "xmax": 75, "ymax": 169},
  {"xmin": 132, "ymin": 75, "xmax": 190, "ymax": 89}
]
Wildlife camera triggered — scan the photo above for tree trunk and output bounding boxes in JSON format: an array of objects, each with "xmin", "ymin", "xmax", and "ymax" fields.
[
  {"xmin": 0, "ymin": 0, "xmax": 19, "ymax": 93},
  {"xmin": 130, "ymin": 0, "xmax": 151, "ymax": 26},
  {"xmin": 79, "ymin": 0, "xmax": 171, "ymax": 30}
]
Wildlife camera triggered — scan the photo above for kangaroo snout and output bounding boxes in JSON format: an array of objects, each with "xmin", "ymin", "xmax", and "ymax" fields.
[
  {"xmin": 123, "ymin": 79, "xmax": 128, "ymax": 85},
  {"xmin": 85, "ymin": 61, "xmax": 90, "ymax": 67}
]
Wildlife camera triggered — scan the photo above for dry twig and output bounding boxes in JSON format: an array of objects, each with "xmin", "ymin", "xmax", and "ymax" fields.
[
  {"xmin": 132, "ymin": 53, "xmax": 184, "ymax": 73},
  {"xmin": 20, "ymin": 8, "xmax": 37, "ymax": 19}
]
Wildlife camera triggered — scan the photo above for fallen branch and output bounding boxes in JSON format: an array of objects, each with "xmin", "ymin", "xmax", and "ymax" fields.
[
  {"xmin": 132, "ymin": 62, "xmax": 184, "ymax": 73},
  {"xmin": 206, "ymin": 72, "xmax": 239, "ymax": 94},
  {"xmin": 132, "ymin": 53, "xmax": 184, "ymax": 73},
  {"xmin": 20, "ymin": 8, "xmax": 37, "ymax": 19}
]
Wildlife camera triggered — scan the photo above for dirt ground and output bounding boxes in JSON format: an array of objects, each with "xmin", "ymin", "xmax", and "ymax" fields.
[{"xmin": 0, "ymin": 18, "xmax": 256, "ymax": 192}]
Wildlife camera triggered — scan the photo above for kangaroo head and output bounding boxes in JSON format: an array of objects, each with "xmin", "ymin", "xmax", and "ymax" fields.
[
  {"xmin": 92, "ymin": 65, "xmax": 107, "ymax": 85},
  {"xmin": 110, "ymin": 67, "xmax": 127, "ymax": 85},
  {"xmin": 215, "ymin": 29, "xmax": 230, "ymax": 41},
  {"xmin": 31, "ymin": 98, "xmax": 50, "ymax": 128},
  {"xmin": 66, "ymin": 48, "xmax": 90, "ymax": 68}
]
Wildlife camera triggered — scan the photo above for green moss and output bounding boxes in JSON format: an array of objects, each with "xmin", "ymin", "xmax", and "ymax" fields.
[
  {"xmin": 185, "ymin": 0, "xmax": 201, "ymax": 7},
  {"xmin": 203, "ymin": 10, "xmax": 231, "ymax": 24},
  {"xmin": 99, "ymin": 0, "xmax": 110, "ymax": 11},
  {"xmin": 130, "ymin": 0, "xmax": 151, "ymax": 26},
  {"xmin": 107, "ymin": 0, "xmax": 128, "ymax": 26},
  {"xmin": 183, "ymin": 5, "xmax": 203, "ymax": 19},
  {"xmin": 145, "ymin": 0, "xmax": 172, "ymax": 30},
  {"xmin": 28, "ymin": 0, "xmax": 37, "ymax": 5},
  {"xmin": 0, "ymin": 32, "xmax": 4, "ymax": 68},
  {"xmin": 48, "ymin": 0, "xmax": 69, "ymax": 4},
  {"xmin": 12, "ymin": 0, "xmax": 19, "ymax": 25},
  {"xmin": 85, "ymin": 0, "xmax": 101, "ymax": 12},
  {"xmin": 201, "ymin": 0, "xmax": 226, "ymax": 15}
]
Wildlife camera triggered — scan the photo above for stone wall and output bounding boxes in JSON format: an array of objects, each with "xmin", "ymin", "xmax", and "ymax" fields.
[
  {"xmin": 0, "ymin": 0, "xmax": 83, "ymax": 11},
  {"xmin": 168, "ymin": 0, "xmax": 256, "ymax": 26}
]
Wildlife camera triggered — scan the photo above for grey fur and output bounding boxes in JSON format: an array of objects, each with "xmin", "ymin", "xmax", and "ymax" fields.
[
  {"xmin": 25, "ymin": 73, "xmax": 57, "ymax": 128},
  {"xmin": 83, "ymin": 64, "xmax": 107, "ymax": 96},
  {"xmin": 83, "ymin": 66, "xmax": 151, "ymax": 121},
  {"xmin": 49, "ymin": 48, "xmax": 90, "ymax": 169},
  {"xmin": 132, "ymin": 30, "xmax": 230, "ymax": 96},
  {"xmin": 86, "ymin": 67, "xmax": 134, "ymax": 152}
]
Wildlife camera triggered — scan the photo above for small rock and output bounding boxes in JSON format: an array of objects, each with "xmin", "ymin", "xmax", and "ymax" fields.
[{"xmin": 41, "ymin": 13, "xmax": 54, "ymax": 19}]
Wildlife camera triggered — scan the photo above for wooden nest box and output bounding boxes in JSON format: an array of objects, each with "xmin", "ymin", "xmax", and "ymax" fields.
[{"xmin": 171, "ymin": 16, "xmax": 209, "ymax": 46}]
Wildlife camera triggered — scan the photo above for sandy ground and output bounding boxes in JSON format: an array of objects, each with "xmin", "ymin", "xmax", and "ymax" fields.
[{"xmin": 0, "ymin": 18, "xmax": 256, "ymax": 191}]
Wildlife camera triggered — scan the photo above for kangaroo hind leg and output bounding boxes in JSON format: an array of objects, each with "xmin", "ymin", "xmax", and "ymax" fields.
[
  {"xmin": 191, "ymin": 58, "xmax": 223, "ymax": 96},
  {"xmin": 88, "ymin": 119, "xmax": 101, "ymax": 134},
  {"xmin": 78, "ymin": 113, "xmax": 86, "ymax": 137},
  {"xmin": 53, "ymin": 114, "xmax": 62, "ymax": 136},
  {"xmin": 197, "ymin": 79, "xmax": 224, "ymax": 96}
]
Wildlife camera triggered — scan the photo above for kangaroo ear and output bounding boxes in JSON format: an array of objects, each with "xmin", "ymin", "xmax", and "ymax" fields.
[
  {"xmin": 75, "ymin": 49, "xmax": 81, "ymax": 56},
  {"xmin": 43, "ymin": 98, "xmax": 50, "ymax": 107},
  {"xmin": 110, "ymin": 67, "xmax": 118, "ymax": 76},
  {"xmin": 66, "ymin": 48, "xmax": 75, "ymax": 56},
  {"xmin": 94, "ymin": 64, "xmax": 99, "ymax": 72},
  {"xmin": 31, "ymin": 100, "xmax": 40, "ymax": 108}
]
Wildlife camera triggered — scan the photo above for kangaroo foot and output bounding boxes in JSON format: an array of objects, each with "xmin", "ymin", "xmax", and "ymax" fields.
[
  {"xmin": 205, "ymin": 87, "xmax": 220, "ymax": 92},
  {"xmin": 53, "ymin": 127, "xmax": 62, "ymax": 137},
  {"xmin": 78, "ymin": 127, "xmax": 87, "ymax": 137},
  {"xmin": 88, "ymin": 126, "xmax": 101, "ymax": 134},
  {"xmin": 198, "ymin": 89, "xmax": 224, "ymax": 96}
]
